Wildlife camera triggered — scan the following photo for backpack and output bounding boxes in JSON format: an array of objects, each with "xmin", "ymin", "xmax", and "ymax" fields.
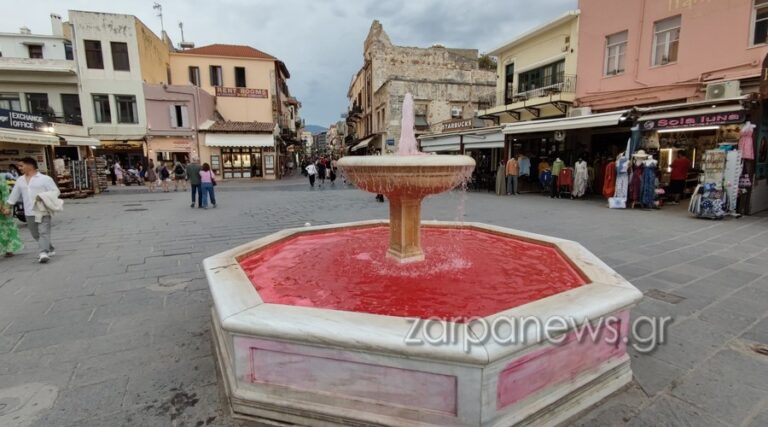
[
  {"xmin": 161, "ymin": 167, "xmax": 170, "ymax": 180},
  {"xmin": 174, "ymin": 164, "xmax": 185, "ymax": 175}
]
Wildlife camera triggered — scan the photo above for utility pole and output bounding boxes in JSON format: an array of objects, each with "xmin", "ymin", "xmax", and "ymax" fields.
[{"xmin": 153, "ymin": 2, "xmax": 164, "ymax": 33}]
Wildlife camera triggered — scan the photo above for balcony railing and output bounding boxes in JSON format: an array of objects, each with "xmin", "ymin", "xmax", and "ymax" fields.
[{"xmin": 485, "ymin": 74, "xmax": 577, "ymax": 108}]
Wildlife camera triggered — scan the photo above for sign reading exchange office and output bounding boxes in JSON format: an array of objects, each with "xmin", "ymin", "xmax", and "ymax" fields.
[
  {"xmin": 0, "ymin": 108, "xmax": 45, "ymax": 131},
  {"xmin": 641, "ymin": 110, "xmax": 745, "ymax": 130},
  {"xmin": 215, "ymin": 87, "xmax": 268, "ymax": 98}
]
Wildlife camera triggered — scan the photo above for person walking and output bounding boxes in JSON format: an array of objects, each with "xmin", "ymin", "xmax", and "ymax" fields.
[
  {"xmin": 317, "ymin": 159, "xmax": 327, "ymax": 187},
  {"xmin": 186, "ymin": 157, "xmax": 202, "ymax": 208},
  {"xmin": 305, "ymin": 162, "xmax": 318, "ymax": 188},
  {"xmin": 114, "ymin": 161, "xmax": 124, "ymax": 186},
  {"xmin": 669, "ymin": 152, "xmax": 691, "ymax": 204},
  {"xmin": 173, "ymin": 159, "xmax": 187, "ymax": 192},
  {"xmin": 146, "ymin": 160, "xmax": 158, "ymax": 192},
  {"xmin": 159, "ymin": 162, "xmax": 171, "ymax": 192},
  {"xmin": 199, "ymin": 163, "xmax": 217, "ymax": 209},
  {"xmin": 0, "ymin": 177, "xmax": 23, "ymax": 257},
  {"xmin": 4, "ymin": 158, "xmax": 60, "ymax": 263}
]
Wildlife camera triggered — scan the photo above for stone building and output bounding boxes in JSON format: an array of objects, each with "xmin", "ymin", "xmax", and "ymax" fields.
[{"xmin": 346, "ymin": 21, "xmax": 496, "ymax": 154}]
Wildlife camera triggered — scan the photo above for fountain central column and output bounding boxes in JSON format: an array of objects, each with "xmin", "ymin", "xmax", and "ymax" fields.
[{"xmin": 387, "ymin": 195, "xmax": 424, "ymax": 262}]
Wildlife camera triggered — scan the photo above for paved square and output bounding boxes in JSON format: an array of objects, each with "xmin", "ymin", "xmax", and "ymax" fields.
[{"xmin": 0, "ymin": 179, "xmax": 766, "ymax": 426}]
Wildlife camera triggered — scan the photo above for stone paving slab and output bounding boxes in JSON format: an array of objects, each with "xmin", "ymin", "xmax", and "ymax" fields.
[{"xmin": 0, "ymin": 185, "xmax": 766, "ymax": 426}]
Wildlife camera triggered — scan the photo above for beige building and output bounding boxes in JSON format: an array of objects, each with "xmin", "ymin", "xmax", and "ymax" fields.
[
  {"xmin": 346, "ymin": 21, "xmax": 496, "ymax": 154},
  {"xmin": 170, "ymin": 44, "xmax": 299, "ymax": 179}
]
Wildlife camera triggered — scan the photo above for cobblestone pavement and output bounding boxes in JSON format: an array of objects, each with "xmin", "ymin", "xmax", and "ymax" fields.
[{"xmin": 0, "ymin": 178, "xmax": 767, "ymax": 426}]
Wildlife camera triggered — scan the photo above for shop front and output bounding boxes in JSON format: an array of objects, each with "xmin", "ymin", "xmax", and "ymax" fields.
[
  {"xmin": 0, "ymin": 129, "xmax": 58, "ymax": 174},
  {"xmin": 94, "ymin": 140, "xmax": 146, "ymax": 169},
  {"xmin": 202, "ymin": 132, "xmax": 279, "ymax": 180},
  {"xmin": 147, "ymin": 136, "xmax": 195, "ymax": 165}
]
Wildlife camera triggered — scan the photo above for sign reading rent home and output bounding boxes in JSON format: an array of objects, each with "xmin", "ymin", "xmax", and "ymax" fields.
[
  {"xmin": 0, "ymin": 108, "xmax": 45, "ymax": 131},
  {"xmin": 215, "ymin": 87, "xmax": 268, "ymax": 98},
  {"xmin": 640, "ymin": 110, "xmax": 745, "ymax": 131}
]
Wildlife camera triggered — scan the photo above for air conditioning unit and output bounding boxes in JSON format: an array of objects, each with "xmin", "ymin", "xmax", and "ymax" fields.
[
  {"xmin": 568, "ymin": 107, "xmax": 592, "ymax": 117},
  {"xmin": 705, "ymin": 81, "xmax": 741, "ymax": 100}
]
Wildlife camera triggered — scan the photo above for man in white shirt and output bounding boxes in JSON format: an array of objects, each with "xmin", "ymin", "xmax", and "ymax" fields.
[{"xmin": 5, "ymin": 157, "xmax": 60, "ymax": 263}]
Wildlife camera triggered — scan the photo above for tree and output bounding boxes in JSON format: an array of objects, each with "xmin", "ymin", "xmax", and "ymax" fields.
[{"xmin": 478, "ymin": 53, "xmax": 497, "ymax": 71}]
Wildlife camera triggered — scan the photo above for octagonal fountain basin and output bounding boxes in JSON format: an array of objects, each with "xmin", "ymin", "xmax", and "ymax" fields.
[{"xmin": 204, "ymin": 221, "xmax": 642, "ymax": 427}]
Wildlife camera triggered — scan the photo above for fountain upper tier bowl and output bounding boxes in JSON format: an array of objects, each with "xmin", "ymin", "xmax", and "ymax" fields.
[{"xmin": 338, "ymin": 155, "xmax": 475, "ymax": 197}]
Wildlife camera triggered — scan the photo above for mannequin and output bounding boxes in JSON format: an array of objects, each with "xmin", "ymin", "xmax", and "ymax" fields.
[
  {"xmin": 641, "ymin": 155, "xmax": 658, "ymax": 208},
  {"xmin": 572, "ymin": 156, "xmax": 588, "ymax": 198},
  {"xmin": 739, "ymin": 121, "xmax": 756, "ymax": 160},
  {"xmin": 551, "ymin": 157, "xmax": 565, "ymax": 198},
  {"xmin": 505, "ymin": 156, "xmax": 519, "ymax": 195}
]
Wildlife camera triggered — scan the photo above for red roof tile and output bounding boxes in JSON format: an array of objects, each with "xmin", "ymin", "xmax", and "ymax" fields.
[
  {"xmin": 202, "ymin": 121, "xmax": 275, "ymax": 133},
  {"xmin": 176, "ymin": 44, "xmax": 276, "ymax": 60}
]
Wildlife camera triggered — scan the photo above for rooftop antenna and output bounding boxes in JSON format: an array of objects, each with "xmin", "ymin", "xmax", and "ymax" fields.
[{"xmin": 153, "ymin": 2, "xmax": 164, "ymax": 33}]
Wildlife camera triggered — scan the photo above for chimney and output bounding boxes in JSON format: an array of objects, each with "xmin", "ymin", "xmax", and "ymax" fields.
[
  {"xmin": 50, "ymin": 14, "xmax": 63, "ymax": 37},
  {"xmin": 19, "ymin": 26, "xmax": 31, "ymax": 35}
]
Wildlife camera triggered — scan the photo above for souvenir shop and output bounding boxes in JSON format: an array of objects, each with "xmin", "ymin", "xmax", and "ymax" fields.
[{"xmin": 598, "ymin": 101, "xmax": 754, "ymax": 217}]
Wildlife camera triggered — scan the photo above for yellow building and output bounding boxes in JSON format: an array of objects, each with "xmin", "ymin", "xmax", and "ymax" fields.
[{"xmin": 170, "ymin": 44, "xmax": 296, "ymax": 179}]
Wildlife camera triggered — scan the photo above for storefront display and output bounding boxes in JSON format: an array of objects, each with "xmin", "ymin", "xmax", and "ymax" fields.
[{"xmin": 221, "ymin": 147, "xmax": 262, "ymax": 178}]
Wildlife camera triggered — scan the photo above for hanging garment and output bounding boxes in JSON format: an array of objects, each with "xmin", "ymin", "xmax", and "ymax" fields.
[
  {"xmin": 640, "ymin": 164, "xmax": 657, "ymax": 207},
  {"xmin": 628, "ymin": 165, "xmax": 644, "ymax": 203},
  {"xmin": 558, "ymin": 168, "xmax": 574, "ymax": 190},
  {"xmin": 572, "ymin": 160, "xmax": 588, "ymax": 197},
  {"xmin": 518, "ymin": 156, "xmax": 531, "ymax": 177},
  {"xmin": 602, "ymin": 161, "xmax": 616, "ymax": 198},
  {"xmin": 613, "ymin": 158, "xmax": 629, "ymax": 199},
  {"xmin": 739, "ymin": 122, "xmax": 756, "ymax": 160},
  {"xmin": 495, "ymin": 167, "xmax": 506, "ymax": 196},
  {"xmin": 552, "ymin": 159, "xmax": 565, "ymax": 176},
  {"xmin": 594, "ymin": 159, "xmax": 604, "ymax": 194}
]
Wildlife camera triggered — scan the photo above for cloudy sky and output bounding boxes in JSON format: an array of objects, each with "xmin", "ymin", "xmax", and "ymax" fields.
[{"xmin": 2, "ymin": 0, "xmax": 576, "ymax": 127}]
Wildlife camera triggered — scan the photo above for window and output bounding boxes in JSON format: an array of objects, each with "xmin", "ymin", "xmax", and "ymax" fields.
[
  {"xmin": 115, "ymin": 95, "xmax": 138, "ymax": 123},
  {"xmin": 84, "ymin": 40, "xmax": 103, "ymax": 69},
  {"xmin": 210, "ymin": 65, "xmax": 223, "ymax": 86},
  {"xmin": 92, "ymin": 94, "xmax": 111, "ymax": 123},
  {"xmin": 504, "ymin": 63, "xmax": 515, "ymax": 104},
  {"xmin": 26, "ymin": 93, "xmax": 50, "ymax": 116},
  {"xmin": 605, "ymin": 31, "xmax": 628, "ymax": 75},
  {"xmin": 27, "ymin": 45, "xmax": 43, "ymax": 59},
  {"xmin": 518, "ymin": 60, "xmax": 565, "ymax": 93},
  {"xmin": 64, "ymin": 41, "xmax": 73, "ymax": 60},
  {"xmin": 110, "ymin": 42, "xmax": 130, "ymax": 71},
  {"xmin": 652, "ymin": 16, "xmax": 681, "ymax": 66},
  {"xmin": 0, "ymin": 93, "xmax": 21, "ymax": 110},
  {"xmin": 753, "ymin": 0, "xmax": 768, "ymax": 45},
  {"xmin": 451, "ymin": 105, "xmax": 463, "ymax": 119},
  {"xmin": 235, "ymin": 67, "xmax": 246, "ymax": 87},
  {"xmin": 61, "ymin": 94, "xmax": 81, "ymax": 125},
  {"xmin": 189, "ymin": 66, "xmax": 200, "ymax": 86},
  {"xmin": 170, "ymin": 105, "xmax": 189, "ymax": 128}
]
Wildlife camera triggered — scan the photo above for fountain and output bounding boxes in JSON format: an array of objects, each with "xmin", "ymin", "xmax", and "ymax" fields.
[{"xmin": 204, "ymin": 94, "xmax": 642, "ymax": 426}]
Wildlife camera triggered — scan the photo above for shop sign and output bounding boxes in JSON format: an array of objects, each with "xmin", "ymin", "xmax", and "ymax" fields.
[
  {"xmin": 640, "ymin": 110, "xmax": 745, "ymax": 130},
  {"xmin": 386, "ymin": 138, "xmax": 395, "ymax": 146},
  {"xmin": 441, "ymin": 118, "xmax": 473, "ymax": 132},
  {"xmin": 215, "ymin": 87, "xmax": 268, "ymax": 98},
  {"xmin": 0, "ymin": 108, "xmax": 45, "ymax": 131}
]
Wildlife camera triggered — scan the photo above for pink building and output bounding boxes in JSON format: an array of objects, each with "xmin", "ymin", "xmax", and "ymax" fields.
[
  {"xmin": 144, "ymin": 84, "xmax": 215, "ymax": 164},
  {"xmin": 576, "ymin": 0, "xmax": 768, "ymax": 109}
]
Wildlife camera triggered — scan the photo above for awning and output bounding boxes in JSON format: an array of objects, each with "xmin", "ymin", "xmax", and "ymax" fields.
[
  {"xmin": 636, "ymin": 105, "xmax": 745, "ymax": 131},
  {"xmin": 422, "ymin": 144, "xmax": 460, "ymax": 153},
  {"xmin": 502, "ymin": 110, "xmax": 630, "ymax": 135},
  {"xmin": 463, "ymin": 130, "xmax": 504, "ymax": 149},
  {"xmin": 205, "ymin": 133, "xmax": 274, "ymax": 148},
  {"xmin": 60, "ymin": 135, "xmax": 102, "ymax": 146},
  {"xmin": 0, "ymin": 128, "xmax": 59, "ymax": 146},
  {"xmin": 351, "ymin": 136, "xmax": 374, "ymax": 152}
]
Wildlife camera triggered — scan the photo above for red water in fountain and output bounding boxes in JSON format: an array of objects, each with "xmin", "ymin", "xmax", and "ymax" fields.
[{"xmin": 239, "ymin": 226, "xmax": 586, "ymax": 320}]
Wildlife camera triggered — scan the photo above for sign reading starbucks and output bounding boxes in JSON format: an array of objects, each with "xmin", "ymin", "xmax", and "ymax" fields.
[
  {"xmin": 441, "ymin": 118, "xmax": 473, "ymax": 132},
  {"xmin": 215, "ymin": 87, "xmax": 268, "ymax": 98},
  {"xmin": 0, "ymin": 108, "xmax": 45, "ymax": 131}
]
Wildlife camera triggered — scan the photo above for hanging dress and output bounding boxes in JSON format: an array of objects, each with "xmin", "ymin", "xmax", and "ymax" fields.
[
  {"xmin": 739, "ymin": 122, "xmax": 756, "ymax": 160},
  {"xmin": 572, "ymin": 160, "xmax": 588, "ymax": 197},
  {"xmin": 641, "ymin": 164, "xmax": 657, "ymax": 207},
  {"xmin": 613, "ymin": 158, "xmax": 629, "ymax": 199},
  {"xmin": 628, "ymin": 164, "xmax": 644, "ymax": 203},
  {"xmin": 495, "ymin": 166, "xmax": 506, "ymax": 196},
  {"xmin": 602, "ymin": 161, "xmax": 616, "ymax": 198}
]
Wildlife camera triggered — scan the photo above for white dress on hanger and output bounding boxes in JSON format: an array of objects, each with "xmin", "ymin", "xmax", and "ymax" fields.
[{"xmin": 572, "ymin": 160, "xmax": 588, "ymax": 197}]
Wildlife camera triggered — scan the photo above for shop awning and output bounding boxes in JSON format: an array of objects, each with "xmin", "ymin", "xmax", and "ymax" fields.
[
  {"xmin": 463, "ymin": 129, "xmax": 504, "ymax": 149},
  {"xmin": 61, "ymin": 135, "xmax": 102, "ymax": 146},
  {"xmin": 0, "ymin": 128, "xmax": 59, "ymax": 146},
  {"xmin": 205, "ymin": 133, "xmax": 274, "ymax": 148},
  {"xmin": 502, "ymin": 110, "xmax": 631, "ymax": 135},
  {"xmin": 422, "ymin": 144, "xmax": 460, "ymax": 153},
  {"xmin": 351, "ymin": 136, "xmax": 375, "ymax": 152}
]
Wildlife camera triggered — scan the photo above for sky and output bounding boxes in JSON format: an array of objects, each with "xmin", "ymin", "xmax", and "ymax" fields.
[{"xmin": 1, "ymin": 0, "xmax": 577, "ymax": 127}]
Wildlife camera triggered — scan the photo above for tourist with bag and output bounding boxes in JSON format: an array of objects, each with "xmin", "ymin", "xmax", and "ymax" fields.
[
  {"xmin": 173, "ymin": 160, "xmax": 187, "ymax": 192},
  {"xmin": 159, "ymin": 163, "xmax": 171, "ymax": 193},
  {"xmin": 146, "ymin": 160, "xmax": 158, "ymax": 192},
  {"xmin": 199, "ymin": 163, "xmax": 217, "ymax": 209}
]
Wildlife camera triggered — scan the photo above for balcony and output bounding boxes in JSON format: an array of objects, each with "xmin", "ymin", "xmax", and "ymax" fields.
[
  {"xmin": 0, "ymin": 57, "xmax": 76, "ymax": 74},
  {"xmin": 479, "ymin": 75, "xmax": 577, "ymax": 120}
]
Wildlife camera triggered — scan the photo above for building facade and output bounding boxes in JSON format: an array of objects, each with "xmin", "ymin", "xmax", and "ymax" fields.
[
  {"xmin": 346, "ymin": 21, "xmax": 496, "ymax": 154},
  {"xmin": 0, "ymin": 14, "xmax": 98, "ymax": 174},
  {"xmin": 169, "ymin": 44, "xmax": 299, "ymax": 179},
  {"xmin": 575, "ymin": 0, "xmax": 768, "ymax": 213},
  {"xmin": 67, "ymin": 10, "xmax": 171, "ymax": 168}
]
